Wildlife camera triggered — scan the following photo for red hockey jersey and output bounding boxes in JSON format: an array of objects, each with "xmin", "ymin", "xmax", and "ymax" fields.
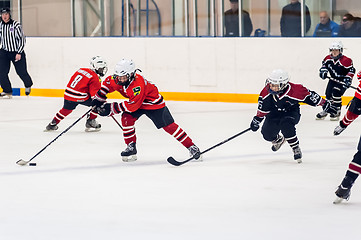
[
  {"xmin": 64, "ymin": 68, "xmax": 101, "ymax": 102},
  {"xmin": 98, "ymin": 73, "xmax": 165, "ymax": 112}
]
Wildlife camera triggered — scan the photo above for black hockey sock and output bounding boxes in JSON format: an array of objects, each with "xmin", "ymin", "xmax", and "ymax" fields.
[{"xmin": 342, "ymin": 174, "xmax": 357, "ymax": 188}]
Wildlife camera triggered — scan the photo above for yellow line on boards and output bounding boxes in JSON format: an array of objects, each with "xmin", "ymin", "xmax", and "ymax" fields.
[{"xmin": 7, "ymin": 88, "xmax": 354, "ymax": 105}]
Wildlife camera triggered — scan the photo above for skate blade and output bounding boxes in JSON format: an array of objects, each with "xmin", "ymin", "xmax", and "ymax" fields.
[
  {"xmin": 122, "ymin": 155, "xmax": 137, "ymax": 162},
  {"xmin": 193, "ymin": 155, "xmax": 203, "ymax": 162},
  {"xmin": 0, "ymin": 95, "xmax": 13, "ymax": 99},
  {"xmin": 296, "ymin": 159, "xmax": 302, "ymax": 164},
  {"xmin": 85, "ymin": 128, "xmax": 101, "ymax": 132},
  {"xmin": 43, "ymin": 129, "xmax": 57, "ymax": 132},
  {"xmin": 333, "ymin": 197, "xmax": 345, "ymax": 204},
  {"xmin": 330, "ymin": 117, "xmax": 340, "ymax": 121},
  {"xmin": 315, "ymin": 116, "xmax": 326, "ymax": 120}
]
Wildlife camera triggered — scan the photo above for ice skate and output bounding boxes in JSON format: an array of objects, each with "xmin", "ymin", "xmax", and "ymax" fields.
[
  {"xmin": 25, "ymin": 87, "xmax": 31, "ymax": 96},
  {"xmin": 315, "ymin": 110, "xmax": 327, "ymax": 120},
  {"xmin": 333, "ymin": 122, "xmax": 347, "ymax": 136},
  {"xmin": 333, "ymin": 185, "xmax": 351, "ymax": 204},
  {"xmin": 330, "ymin": 110, "xmax": 341, "ymax": 121},
  {"xmin": 188, "ymin": 144, "xmax": 202, "ymax": 161},
  {"xmin": 333, "ymin": 176, "xmax": 354, "ymax": 204},
  {"xmin": 121, "ymin": 142, "xmax": 137, "ymax": 162},
  {"xmin": 85, "ymin": 118, "xmax": 101, "ymax": 132},
  {"xmin": 271, "ymin": 134, "xmax": 285, "ymax": 152},
  {"xmin": 292, "ymin": 146, "xmax": 302, "ymax": 163},
  {"xmin": 44, "ymin": 120, "xmax": 59, "ymax": 132},
  {"xmin": 0, "ymin": 92, "xmax": 12, "ymax": 99}
]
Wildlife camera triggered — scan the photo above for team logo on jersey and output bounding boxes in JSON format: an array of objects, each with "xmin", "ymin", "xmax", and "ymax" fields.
[{"xmin": 132, "ymin": 87, "xmax": 141, "ymax": 96}]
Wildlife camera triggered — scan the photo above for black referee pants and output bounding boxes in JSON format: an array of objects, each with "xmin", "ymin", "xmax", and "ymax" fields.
[{"xmin": 0, "ymin": 49, "xmax": 33, "ymax": 94}]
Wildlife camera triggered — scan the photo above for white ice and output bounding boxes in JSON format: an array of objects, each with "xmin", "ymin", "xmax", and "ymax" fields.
[{"xmin": 1, "ymin": 97, "xmax": 360, "ymax": 240}]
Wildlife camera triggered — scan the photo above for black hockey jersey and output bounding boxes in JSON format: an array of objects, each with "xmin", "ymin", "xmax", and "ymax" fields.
[
  {"xmin": 256, "ymin": 82, "xmax": 325, "ymax": 118},
  {"xmin": 321, "ymin": 55, "xmax": 355, "ymax": 81}
]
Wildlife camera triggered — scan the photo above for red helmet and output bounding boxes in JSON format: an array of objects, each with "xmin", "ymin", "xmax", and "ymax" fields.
[{"xmin": 357, "ymin": 71, "xmax": 361, "ymax": 80}]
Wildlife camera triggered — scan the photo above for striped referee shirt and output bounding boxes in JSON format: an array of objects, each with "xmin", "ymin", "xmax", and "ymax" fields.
[{"xmin": 0, "ymin": 19, "xmax": 26, "ymax": 53}]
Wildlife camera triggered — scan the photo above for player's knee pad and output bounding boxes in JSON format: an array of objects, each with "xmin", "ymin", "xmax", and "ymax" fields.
[
  {"xmin": 121, "ymin": 113, "xmax": 137, "ymax": 127},
  {"xmin": 332, "ymin": 87, "xmax": 343, "ymax": 99},
  {"xmin": 261, "ymin": 129, "xmax": 278, "ymax": 142}
]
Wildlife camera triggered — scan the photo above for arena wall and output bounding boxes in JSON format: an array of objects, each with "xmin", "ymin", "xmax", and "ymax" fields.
[{"xmin": 6, "ymin": 37, "xmax": 361, "ymax": 103}]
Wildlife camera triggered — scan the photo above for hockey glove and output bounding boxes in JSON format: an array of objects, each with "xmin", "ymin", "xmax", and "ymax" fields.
[
  {"xmin": 322, "ymin": 100, "xmax": 338, "ymax": 115},
  {"xmin": 250, "ymin": 116, "xmax": 263, "ymax": 132},
  {"xmin": 92, "ymin": 98, "xmax": 106, "ymax": 108},
  {"xmin": 96, "ymin": 102, "xmax": 122, "ymax": 117},
  {"xmin": 319, "ymin": 68, "xmax": 328, "ymax": 80},
  {"xmin": 343, "ymin": 76, "xmax": 352, "ymax": 89}
]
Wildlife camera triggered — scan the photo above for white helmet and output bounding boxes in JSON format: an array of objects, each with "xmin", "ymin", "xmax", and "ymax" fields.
[
  {"xmin": 266, "ymin": 69, "xmax": 290, "ymax": 94},
  {"xmin": 90, "ymin": 56, "xmax": 108, "ymax": 77},
  {"xmin": 329, "ymin": 41, "xmax": 343, "ymax": 53},
  {"xmin": 114, "ymin": 59, "xmax": 135, "ymax": 77}
]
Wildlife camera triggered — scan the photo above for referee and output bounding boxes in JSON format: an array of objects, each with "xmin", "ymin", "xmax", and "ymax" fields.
[{"xmin": 0, "ymin": 7, "xmax": 33, "ymax": 98}]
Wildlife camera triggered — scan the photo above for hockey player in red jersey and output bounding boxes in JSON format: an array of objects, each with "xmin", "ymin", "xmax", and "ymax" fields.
[
  {"xmin": 316, "ymin": 41, "xmax": 355, "ymax": 121},
  {"xmin": 334, "ymin": 70, "xmax": 361, "ymax": 135},
  {"xmin": 45, "ymin": 56, "xmax": 107, "ymax": 132},
  {"xmin": 250, "ymin": 69, "xmax": 337, "ymax": 163},
  {"xmin": 92, "ymin": 58, "xmax": 201, "ymax": 162}
]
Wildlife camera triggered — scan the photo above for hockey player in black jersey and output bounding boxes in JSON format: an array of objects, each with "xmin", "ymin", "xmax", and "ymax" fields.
[
  {"xmin": 250, "ymin": 69, "xmax": 337, "ymax": 163},
  {"xmin": 334, "ymin": 136, "xmax": 361, "ymax": 204},
  {"xmin": 317, "ymin": 41, "xmax": 355, "ymax": 121}
]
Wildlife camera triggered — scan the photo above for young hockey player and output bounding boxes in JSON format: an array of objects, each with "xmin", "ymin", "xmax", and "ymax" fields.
[
  {"xmin": 45, "ymin": 56, "xmax": 107, "ymax": 132},
  {"xmin": 334, "ymin": 70, "xmax": 361, "ymax": 135},
  {"xmin": 250, "ymin": 69, "xmax": 337, "ymax": 163},
  {"xmin": 316, "ymin": 41, "xmax": 355, "ymax": 121},
  {"xmin": 92, "ymin": 58, "xmax": 201, "ymax": 162},
  {"xmin": 333, "ymin": 135, "xmax": 361, "ymax": 204}
]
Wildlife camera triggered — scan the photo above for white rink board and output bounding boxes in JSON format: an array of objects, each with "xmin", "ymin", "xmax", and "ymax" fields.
[{"xmin": 8, "ymin": 37, "xmax": 361, "ymax": 96}]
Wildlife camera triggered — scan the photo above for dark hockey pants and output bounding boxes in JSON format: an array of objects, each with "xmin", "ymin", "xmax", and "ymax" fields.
[
  {"xmin": 261, "ymin": 111, "xmax": 300, "ymax": 143},
  {"xmin": 325, "ymin": 81, "xmax": 346, "ymax": 110}
]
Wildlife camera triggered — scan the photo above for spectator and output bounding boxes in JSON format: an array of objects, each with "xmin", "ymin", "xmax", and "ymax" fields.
[
  {"xmin": 224, "ymin": 0, "xmax": 253, "ymax": 37},
  {"xmin": 338, "ymin": 13, "xmax": 361, "ymax": 37},
  {"xmin": 0, "ymin": 7, "xmax": 33, "ymax": 98},
  {"xmin": 313, "ymin": 11, "xmax": 339, "ymax": 37},
  {"xmin": 280, "ymin": 0, "xmax": 311, "ymax": 37}
]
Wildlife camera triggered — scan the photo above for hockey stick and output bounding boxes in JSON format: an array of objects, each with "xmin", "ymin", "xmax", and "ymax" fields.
[
  {"xmin": 111, "ymin": 115, "xmax": 123, "ymax": 130},
  {"xmin": 167, "ymin": 127, "xmax": 252, "ymax": 166},
  {"xmin": 16, "ymin": 108, "xmax": 92, "ymax": 166},
  {"xmin": 327, "ymin": 76, "xmax": 357, "ymax": 90}
]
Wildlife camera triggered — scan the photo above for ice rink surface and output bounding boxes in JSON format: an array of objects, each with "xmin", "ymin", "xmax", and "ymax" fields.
[{"xmin": 1, "ymin": 96, "xmax": 360, "ymax": 240}]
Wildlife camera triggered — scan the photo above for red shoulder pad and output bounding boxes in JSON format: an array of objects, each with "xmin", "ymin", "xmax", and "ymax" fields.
[
  {"xmin": 323, "ymin": 55, "xmax": 332, "ymax": 62},
  {"xmin": 286, "ymin": 83, "xmax": 310, "ymax": 101},
  {"xmin": 259, "ymin": 85, "xmax": 270, "ymax": 99},
  {"xmin": 339, "ymin": 55, "xmax": 353, "ymax": 68}
]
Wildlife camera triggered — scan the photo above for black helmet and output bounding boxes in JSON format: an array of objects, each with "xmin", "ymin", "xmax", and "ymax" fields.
[{"xmin": 1, "ymin": 7, "xmax": 11, "ymax": 14}]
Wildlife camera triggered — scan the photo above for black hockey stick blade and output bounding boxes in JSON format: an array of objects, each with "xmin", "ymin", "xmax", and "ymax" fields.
[
  {"xmin": 167, "ymin": 127, "xmax": 252, "ymax": 166},
  {"xmin": 167, "ymin": 156, "xmax": 193, "ymax": 166}
]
